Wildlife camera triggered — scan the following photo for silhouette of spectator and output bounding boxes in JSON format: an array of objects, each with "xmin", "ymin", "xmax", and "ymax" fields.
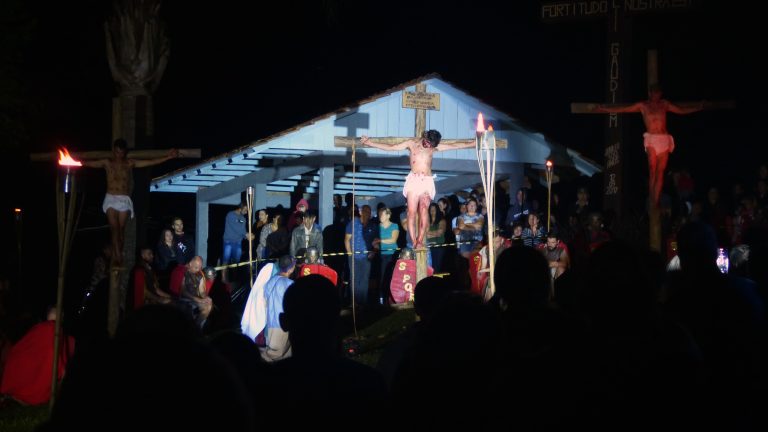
[
  {"xmin": 267, "ymin": 274, "xmax": 387, "ymax": 422},
  {"xmin": 584, "ymin": 242, "xmax": 702, "ymax": 427},
  {"xmin": 43, "ymin": 305, "xmax": 254, "ymax": 431},
  {"xmin": 665, "ymin": 222, "xmax": 767, "ymax": 428},
  {"xmin": 389, "ymin": 290, "xmax": 498, "ymax": 427},
  {"xmin": 203, "ymin": 267, "xmax": 237, "ymax": 333},
  {"xmin": 376, "ymin": 276, "xmax": 450, "ymax": 389},
  {"xmin": 489, "ymin": 246, "xmax": 587, "ymax": 428}
]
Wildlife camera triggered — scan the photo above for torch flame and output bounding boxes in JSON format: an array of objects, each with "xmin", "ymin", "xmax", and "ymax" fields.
[
  {"xmin": 58, "ymin": 148, "xmax": 82, "ymax": 167},
  {"xmin": 476, "ymin": 113, "xmax": 485, "ymax": 132},
  {"xmin": 546, "ymin": 160, "xmax": 553, "ymax": 168}
]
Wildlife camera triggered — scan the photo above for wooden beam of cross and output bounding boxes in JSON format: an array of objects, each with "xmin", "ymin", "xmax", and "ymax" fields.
[
  {"xmin": 334, "ymin": 83, "xmax": 508, "ymax": 149},
  {"xmin": 572, "ymin": 50, "xmax": 735, "ymax": 114},
  {"xmin": 30, "ymin": 148, "xmax": 201, "ymax": 162}
]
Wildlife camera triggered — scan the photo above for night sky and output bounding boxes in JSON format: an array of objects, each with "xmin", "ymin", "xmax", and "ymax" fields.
[{"xmin": 1, "ymin": 1, "xmax": 764, "ymax": 304}]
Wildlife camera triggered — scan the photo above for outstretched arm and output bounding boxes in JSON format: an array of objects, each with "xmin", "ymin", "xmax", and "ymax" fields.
[
  {"xmin": 360, "ymin": 136, "xmax": 411, "ymax": 151},
  {"xmin": 82, "ymin": 159, "xmax": 107, "ymax": 169},
  {"xmin": 667, "ymin": 100, "xmax": 705, "ymax": 115},
  {"xmin": 436, "ymin": 140, "xmax": 476, "ymax": 151},
  {"xmin": 593, "ymin": 102, "xmax": 643, "ymax": 114},
  {"xmin": 132, "ymin": 149, "xmax": 179, "ymax": 168}
]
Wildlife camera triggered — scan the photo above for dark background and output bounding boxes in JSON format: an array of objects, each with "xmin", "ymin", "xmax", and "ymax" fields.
[{"xmin": 0, "ymin": 0, "xmax": 763, "ymax": 312}]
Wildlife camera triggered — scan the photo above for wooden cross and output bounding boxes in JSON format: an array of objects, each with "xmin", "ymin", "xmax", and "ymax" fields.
[
  {"xmin": 543, "ymin": 0, "xmax": 696, "ymax": 217},
  {"xmin": 334, "ymin": 82, "xmax": 505, "ymax": 284},
  {"xmin": 572, "ymin": 49, "xmax": 733, "ymax": 251}
]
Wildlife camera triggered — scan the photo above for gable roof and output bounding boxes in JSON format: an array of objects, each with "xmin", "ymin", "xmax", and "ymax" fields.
[{"xmin": 150, "ymin": 74, "xmax": 600, "ymax": 200}]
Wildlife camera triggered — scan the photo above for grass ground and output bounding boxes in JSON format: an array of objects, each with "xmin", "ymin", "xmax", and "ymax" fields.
[
  {"xmin": 341, "ymin": 305, "xmax": 416, "ymax": 367},
  {"xmin": 0, "ymin": 403, "xmax": 48, "ymax": 432},
  {"xmin": 0, "ymin": 305, "xmax": 416, "ymax": 432}
]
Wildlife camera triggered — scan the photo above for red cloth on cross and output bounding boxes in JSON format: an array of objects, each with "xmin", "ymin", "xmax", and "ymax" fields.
[
  {"xmin": 298, "ymin": 264, "xmax": 338, "ymax": 286},
  {"xmin": 468, "ymin": 252, "xmax": 483, "ymax": 296},
  {"xmin": 390, "ymin": 259, "xmax": 433, "ymax": 304}
]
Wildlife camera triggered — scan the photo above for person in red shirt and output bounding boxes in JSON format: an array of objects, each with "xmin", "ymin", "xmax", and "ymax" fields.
[{"xmin": 0, "ymin": 307, "xmax": 75, "ymax": 405}]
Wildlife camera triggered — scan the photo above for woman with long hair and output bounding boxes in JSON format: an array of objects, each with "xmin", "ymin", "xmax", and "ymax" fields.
[
  {"xmin": 457, "ymin": 198, "xmax": 484, "ymax": 259},
  {"xmin": 155, "ymin": 228, "xmax": 178, "ymax": 292},
  {"xmin": 377, "ymin": 207, "xmax": 399, "ymax": 304},
  {"xmin": 266, "ymin": 213, "xmax": 290, "ymax": 259},
  {"xmin": 426, "ymin": 203, "xmax": 446, "ymax": 271}
]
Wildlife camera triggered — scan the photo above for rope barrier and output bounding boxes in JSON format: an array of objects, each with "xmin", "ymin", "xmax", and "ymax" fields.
[{"xmin": 211, "ymin": 240, "xmax": 478, "ymax": 272}]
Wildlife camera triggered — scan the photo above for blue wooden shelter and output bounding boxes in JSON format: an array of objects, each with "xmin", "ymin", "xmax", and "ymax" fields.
[{"xmin": 151, "ymin": 74, "xmax": 600, "ymax": 263}]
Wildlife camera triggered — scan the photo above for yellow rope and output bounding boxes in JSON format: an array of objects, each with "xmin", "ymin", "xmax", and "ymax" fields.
[{"xmin": 211, "ymin": 240, "xmax": 474, "ymax": 272}]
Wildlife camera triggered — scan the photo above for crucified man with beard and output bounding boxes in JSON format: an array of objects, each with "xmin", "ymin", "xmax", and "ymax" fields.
[{"xmin": 361, "ymin": 130, "xmax": 474, "ymax": 249}]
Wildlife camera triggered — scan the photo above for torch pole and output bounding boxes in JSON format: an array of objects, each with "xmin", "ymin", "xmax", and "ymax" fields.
[
  {"xmin": 546, "ymin": 161, "xmax": 553, "ymax": 232},
  {"xmin": 475, "ymin": 114, "xmax": 497, "ymax": 299},
  {"xmin": 51, "ymin": 170, "xmax": 79, "ymax": 410},
  {"xmin": 246, "ymin": 187, "xmax": 255, "ymax": 284},
  {"xmin": 351, "ymin": 137, "xmax": 358, "ymax": 338},
  {"xmin": 487, "ymin": 129, "xmax": 497, "ymax": 298}
]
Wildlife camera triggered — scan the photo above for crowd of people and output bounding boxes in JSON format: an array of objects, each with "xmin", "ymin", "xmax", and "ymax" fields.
[{"xmin": 1, "ymin": 162, "xmax": 768, "ymax": 429}]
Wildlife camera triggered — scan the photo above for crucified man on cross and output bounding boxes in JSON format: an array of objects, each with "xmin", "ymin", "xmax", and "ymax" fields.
[
  {"xmin": 360, "ymin": 130, "xmax": 475, "ymax": 249},
  {"xmin": 83, "ymin": 138, "xmax": 179, "ymax": 265},
  {"xmin": 594, "ymin": 83, "xmax": 705, "ymax": 206}
]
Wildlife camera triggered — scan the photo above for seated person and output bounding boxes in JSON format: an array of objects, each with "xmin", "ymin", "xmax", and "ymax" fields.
[
  {"xmin": 0, "ymin": 307, "xmax": 75, "ymax": 406},
  {"xmin": 176, "ymin": 256, "xmax": 213, "ymax": 327}
]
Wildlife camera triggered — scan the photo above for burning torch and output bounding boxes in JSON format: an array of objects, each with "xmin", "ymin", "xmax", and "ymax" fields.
[
  {"xmin": 51, "ymin": 147, "xmax": 82, "ymax": 409},
  {"xmin": 58, "ymin": 148, "xmax": 82, "ymax": 193},
  {"xmin": 545, "ymin": 160, "xmax": 553, "ymax": 232},
  {"xmin": 475, "ymin": 113, "xmax": 497, "ymax": 298}
]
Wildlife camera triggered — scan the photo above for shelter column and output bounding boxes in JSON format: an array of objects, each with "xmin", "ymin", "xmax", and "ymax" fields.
[
  {"xmin": 318, "ymin": 165, "xmax": 334, "ymax": 228},
  {"xmin": 507, "ymin": 163, "xmax": 525, "ymax": 208},
  {"xmin": 196, "ymin": 195, "xmax": 209, "ymax": 265},
  {"xmin": 253, "ymin": 183, "xmax": 267, "ymax": 213}
]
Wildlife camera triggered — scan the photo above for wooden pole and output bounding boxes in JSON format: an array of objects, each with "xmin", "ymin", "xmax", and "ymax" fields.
[
  {"xmin": 51, "ymin": 169, "xmax": 80, "ymax": 410},
  {"xmin": 546, "ymin": 162, "xmax": 553, "ymax": 232},
  {"xmin": 475, "ymin": 114, "xmax": 497, "ymax": 299},
  {"xmin": 351, "ymin": 134, "xmax": 358, "ymax": 337},
  {"xmin": 649, "ymin": 202, "xmax": 662, "ymax": 252},
  {"xmin": 415, "ymin": 244, "xmax": 427, "ymax": 284},
  {"xmin": 30, "ymin": 148, "xmax": 201, "ymax": 162},
  {"xmin": 246, "ymin": 187, "xmax": 254, "ymax": 284},
  {"xmin": 107, "ymin": 267, "xmax": 121, "ymax": 337}
]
